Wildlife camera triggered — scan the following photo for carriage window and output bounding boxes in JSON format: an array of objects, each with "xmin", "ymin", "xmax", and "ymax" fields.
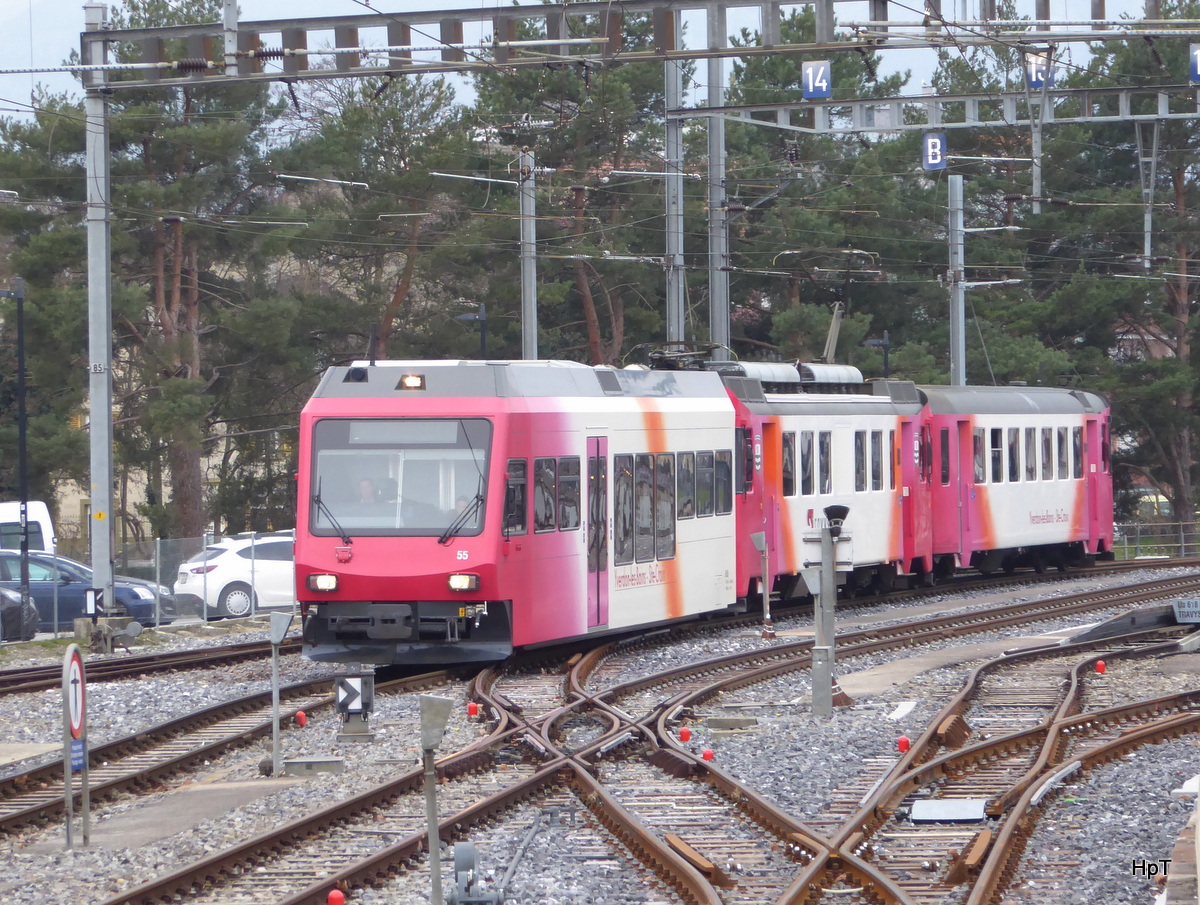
[
  {"xmin": 854, "ymin": 431, "xmax": 867, "ymax": 492},
  {"xmin": 558, "ymin": 457, "xmax": 581, "ymax": 530},
  {"xmin": 1072, "ymin": 427, "xmax": 1083, "ymax": 479},
  {"xmin": 587, "ymin": 455, "xmax": 607, "ymax": 574},
  {"xmin": 1008, "ymin": 428, "xmax": 1020, "ymax": 483},
  {"xmin": 870, "ymin": 431, "xmax": 883, "ymax": 491},
  {"xmin": 1102, "ymin": 423, "xmax": 1110, "ymax": 473},
  {"xmin": 940, "ymin": 428, "xmax": 950, "ymax": 485},
  {"xmin": 1042, "ymin": 428, "xmax": 1054, "ymax": 480},
  {"xmin": 534, "ymin": 458, "xmax": 557, "ymax": 533},
  {"xmin": 1057, "ymin": 427, "xmax": 1069, "ymax": 479},
  {"xmin": 818, "ymin": 431, "xmax": 832, "ymax": 493},
  {"xmin": 782, "ymin": 433, "xmax": 796, "ymax": 497},
  {"xmin": 696, "ymin": 452, "xmax": 715, "ymax": 517},
  {"xmin": 920, "ymin": 425, "xmax": 933, "ymax": 483},
  {"xmin": 800, "ymin": 431, "xmax": 814, "ymax": 495},
  {"xmin": 735, "ymin": 428, "xmax": 754, "ymax": 493},
  {"xmin": 656, "ymin": 454, "xmax": 676, "ymax": 560},
  {"xmin": 613, "ymin": 455, "xmax": 633, "ymax": 565},
  {"xmin": 677, "ymin": 452, "xmax": 695, "ymax": 518},
  {"xmin": 504, "ymin": 459, "xmax": 527, "ymax": 536},
  {"xmin": 634, "ymin": 454, "xmax": 654, "ymax": 562},
  {"xmin": 715, "ymin": 451, "xmax": 733, "ymax": 515},
  {"xmin": 889, "ymin": 430, "xmax": 896, "ymax": 490},
  {"xmin": 1025, "ymin": 428, "xmax": 1037, "ymax": 481},
  {"xmin": 990, "ymin": 428, "xmax": 1004, "ymax": 483},
  {"xmin": 973, "ymin": 429, "xmax": 986, "ymax": 484}
]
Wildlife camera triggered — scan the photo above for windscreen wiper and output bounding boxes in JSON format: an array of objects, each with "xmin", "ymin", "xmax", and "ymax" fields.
[
  {"xmin": 438, "ymin": 492, "xmax": 483, "ymax": 546},
  {"xmin": 313, "ymin": 479, "xmax": 352, "ymax": 545}
]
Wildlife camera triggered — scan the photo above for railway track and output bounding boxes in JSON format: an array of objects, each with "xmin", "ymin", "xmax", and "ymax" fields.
[
  {"xmin": 0, "ymin": 555, "xmax": 1190, "ymax": 699},
  {"xmin": 67, "ymin": 567, "xmax": 1200, "ymax": 905},
  {"xmin": 0, "ymin": 671, "xmax": 459, "ymax": 835},
  {"xmin": 0, "ymin": 637, "xmax": 303, "ymax": 696}
]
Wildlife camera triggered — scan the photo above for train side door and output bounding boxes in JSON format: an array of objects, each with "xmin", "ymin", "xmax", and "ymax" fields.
[{"xmin": 587, "ymin": 437, "xmax": 610, "ymax": 627}]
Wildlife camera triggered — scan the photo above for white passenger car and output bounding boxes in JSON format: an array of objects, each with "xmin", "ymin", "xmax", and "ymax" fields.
[{"xmin": 173, "ymin": 532, "xmax": 296, "ymax": 619}]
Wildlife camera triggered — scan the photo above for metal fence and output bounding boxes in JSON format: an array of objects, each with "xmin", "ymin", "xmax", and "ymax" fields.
[
  {"xmin": 50, "ymin": 527, "xmax": 295, "ymax": 625},
  {"xmin": 1113, "ymin": 521, "xmax": 1200, "ymax": 561}
]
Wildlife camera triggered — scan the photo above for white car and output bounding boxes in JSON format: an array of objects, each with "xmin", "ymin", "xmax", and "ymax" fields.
[{"xmin": 173, "ymin": 532, "xmax": 296, "ymax": 619}]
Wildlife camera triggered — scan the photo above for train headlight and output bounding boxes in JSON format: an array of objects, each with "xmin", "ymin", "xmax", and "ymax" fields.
[
  {"xmin": 398, "ymin": 373, "xmax": 426, "ymax": 390},
  {"xmin": 307, "ymin": 573, "xmax": 339, "ymax": 592},
  {"xmin": 448, "ymin": 573, "xmax": 480, "ymax": 592}
]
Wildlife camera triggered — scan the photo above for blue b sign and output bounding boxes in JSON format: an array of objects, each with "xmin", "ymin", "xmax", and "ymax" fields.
[
  {"xmin": 922, "ymin": 133, "xmax": 947, "ymax": 171},
  {"xmin": 1025, "ymin": 52, "xmax": 1054, "ymax": 89},
  {"xmin": 802, "ymin": 61, "xmax": 832, "ymax": 99}
]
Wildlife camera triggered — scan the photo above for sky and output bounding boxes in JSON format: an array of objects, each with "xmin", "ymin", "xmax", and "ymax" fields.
[{"xmin": 0, "ymin": 0, "xmax": 1152, "ymax": 125}]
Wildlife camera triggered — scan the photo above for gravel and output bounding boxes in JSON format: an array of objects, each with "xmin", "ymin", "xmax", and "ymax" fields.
[{"xmin": 0, "ymin": 569, "xmax": 1197, "ymax": 904}]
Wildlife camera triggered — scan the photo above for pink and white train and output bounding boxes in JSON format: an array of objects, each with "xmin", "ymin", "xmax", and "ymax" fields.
[{"xmin": 294, "ymin": 357, "xmax": 1113, "ymax": 665}]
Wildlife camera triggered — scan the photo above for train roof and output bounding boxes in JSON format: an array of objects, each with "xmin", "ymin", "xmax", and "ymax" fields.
[
  {"xmin": 918, "ymin": 384, "xmax": 1108, "ymax": 415},
  {"xmin": 310, "ymin": 360, "xmax": 731, "ymax": 400}
]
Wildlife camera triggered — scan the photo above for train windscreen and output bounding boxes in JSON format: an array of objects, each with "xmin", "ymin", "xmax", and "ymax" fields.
[{"xmin": 309, "ymin": 418, "xmax": 492, "ymax": 537}]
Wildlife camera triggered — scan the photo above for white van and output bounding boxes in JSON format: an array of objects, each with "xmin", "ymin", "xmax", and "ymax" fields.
[{"xmin": 0, "ymin": 501, "xmax": 56, "ymax": 552}]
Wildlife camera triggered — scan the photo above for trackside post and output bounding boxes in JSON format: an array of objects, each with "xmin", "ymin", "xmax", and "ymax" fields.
[{"xmin": 62, "ymin": 643, "xmax": 89, "ymax": 848}]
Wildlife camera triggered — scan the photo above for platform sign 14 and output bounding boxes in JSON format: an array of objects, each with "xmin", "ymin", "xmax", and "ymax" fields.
[
  {"xmin": 922, "ymin": 133, "xmax": 947, "ymax": 171},
  {"xmin": 1192, "ymin": 45, "xmax": 1200, "ymax": 83},
  {"xmin": 1025, "ymin": 51, "xmax": 1054, "ymax": 89},
  {"xmin": 802, "ymin": 61, "xmax": 832, "ymax": 99}
]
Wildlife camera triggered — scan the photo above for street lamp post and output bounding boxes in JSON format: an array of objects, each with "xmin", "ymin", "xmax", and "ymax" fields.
[
  {"xmin": 0, "ymin": 280, "xmax": 29, "ymax": 612},
  {"xmin": 455, "ymin": 304, "xmax": 487, "ymax": 358}
]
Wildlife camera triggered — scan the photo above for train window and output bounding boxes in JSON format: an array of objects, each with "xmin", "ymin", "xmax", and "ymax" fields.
[
  {"xmin": 854, "ymin": 431, "xmax": 867, "ymax": 492},
  {"xmin": 1041, "ymin": 428, "xmax": 1053, "ymax": 480},
  {"xmin": 634, "ymin": 454, "xmax": 655, "ymax": 562},
  {"xmin": 818, "ymin": 432, "xmax": 832, "ymax": 494},
  {"xmin": 1072, "ymin": 427, "xmax": 1083, "ymax": 479},
  {"xmin": 1025, "ymin": 428, "xmax": 1037, "ymax": 481},
  {"xmin": 656, "ymin": 454, "xmax": 676, "ymax": 560},
  {"xmin": 311, "ymin": 417, "xmax": 491, "ymax": 538},
  {"xmin": 990, "ymin": 429, "xmax": 1004, "ymax": 483},
  {"xmin": 889, "ymin": 430, "xmax": 897, "ymax": 490},
  {"xmin": 1056, "ymin": 427, "xmax": 1069, "ymax": 479},
  {"xmin": 1102, "ymin": 423, "xmax": 1111, "ymax": 472},
  {"xmin": 677, "ymin": 452, "xmax": 696, "ymax": 518},
  {"xmin": 715, "ymin": 451, "xmax": 733, "ymax": 515},
  {"xmin": 696, "ymin": 452, "xmax": 715, "ymax": 517},
  {"xmin": 534, "ymin": 458, "xmax": 557, "ymax": 533},
  {"xmin": 800, "ymin": 432, "xmax": 814, "ymax": 495},
  {"xmin": 558, "ymin": 457, "xmax": 581, "ymax": 530},
  {"xmin": 782, "ymin": 433, "xmax": 796, "ymax": 497},
  {"xmin": 919, "ymin": 425, "xmax": 933, "ymax": 484},
  {"xmin": 870, "ymin": 431, "xmax": 883, "ymax": 491},
  {"xmin": 504, "ymin": 459, "xmax": 528, "ymax": 536},
  {"xmin": 973, "ymin": 429, "xmax": 986, "ymax": 484},
  {"xmin": 614, "ymin": 455, "xmax": 634, "ymax": 564},
  {"xmin": 735, "ymin": 428, "xmax": 753, "ymax": 493},
  {"xmin": 1007, "ymin": 428, "xmax": 1020, "ymax": 483},
  {"xmin": 940, "ymin": 428, "xmax": 950, "ymax": 485},
  {"xmin": 587, "ymin": 455, "xmax": 607, "ymax": 574}
]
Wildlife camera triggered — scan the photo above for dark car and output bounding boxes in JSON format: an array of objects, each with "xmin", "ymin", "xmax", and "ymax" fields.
[
  {"xmin": 0, "ymin": 551, "xmax": 177, "ymax": 632},
  {"xmin": 0, "ymin": 587, "xmax": 38, "ymax": 641}
]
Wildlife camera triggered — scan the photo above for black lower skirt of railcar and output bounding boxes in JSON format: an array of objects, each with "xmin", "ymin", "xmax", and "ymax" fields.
[{"xmin": 302, "ymin": 600, "xmax": 513, "ymax": 666}]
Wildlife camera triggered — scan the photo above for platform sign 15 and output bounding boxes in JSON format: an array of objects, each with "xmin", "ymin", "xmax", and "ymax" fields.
[
  {"xmin": 922, "ymin": 133, "xmax": 947, "ymax": 171},
  {"xmin": 1172, "ymin": 598, "xmax": 1200, "ymax": 623},
  {"xmin": 1025, "ymin": 51, "xmax": 1054, "ymax": 89},
  {"xmin": 802, "ymin": 61, "xmax": 832, "ymax": 99},
  {"xmin": 1192, "ymin": 45, "xmax": 1200, "ymax": 83}
]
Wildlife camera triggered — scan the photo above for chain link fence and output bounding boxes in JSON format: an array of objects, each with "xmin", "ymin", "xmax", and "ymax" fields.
[{"xmin": 51, "ymin": 521, "xmax": 296, "ymax": 625}]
